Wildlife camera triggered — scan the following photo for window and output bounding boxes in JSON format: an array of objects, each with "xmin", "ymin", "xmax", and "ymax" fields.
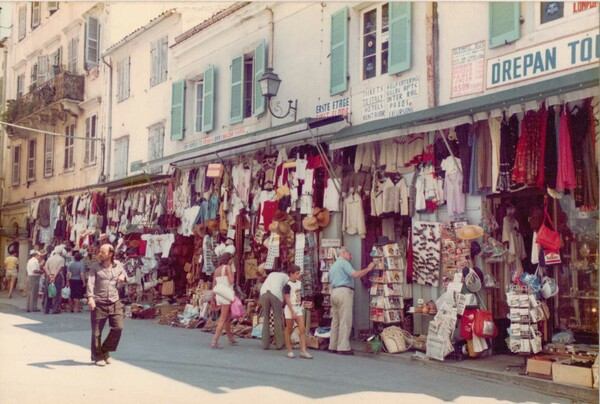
[
  {"xmin": 148, "ymin": 124, "xmax": 164, "ymax": 174},
  {"xmin": 27, "ymin": 139, "xmax": 36, "ymax": 182},
  {"xmin": 18, "ymin": 6, "xmax": 26, "ymax": 41},
  {"xmin": 113, "ymin": 137, "xmax": 129, "ymax": 179},
  {"xmin": 12, "ymin": 145, "xmax": 21, "ymax": 186},
  {"xmin": 30, "ymin": 63, "xmax": 38, "ymax": 90},
  {"xmin": 37, "ymin": 55, "xmax": 49, "ymax": 84},
  {"xmin": 17, "ymin": 75, "xmax": 25, "ymax": 98},
  {"xmin": 489, "ymin": 2, "xmax": 520, "ymax": 48},
  {"xmin": 85, "ymin": 16, "xmax": 100, "ymax": 68},
  {"xmin": 51, "ymin": 47, "xmax": 62, "ymax": 76},
  {"xmin": 362, "ymin": 4, "xmax": 389, "ymax": 80},
  {"xmin": 68, "ymin": 36, "xmax": 79, "ymax": 74},
  {"xmin": 117, "ymin": 56, "xmax": 130, "ymax": 102},
  {"xmin": 195, "ymin": 81, "xmax": 204, "ymax": 133},
  {"xmin": 229, "ymin": 40, "xmax": 266, "ymax": 124},
  {"xmin": 84, "ymin": 115, "xmax": 97, "ymax": 165},
  {"xmin": 540, "ymin": 2, "xmax": 564, "ymax": 24},
  {"xmin": 64, "ymin": 124, "xmax": 75, "ymax": 170},
  {"xmin": 150, "ymin": 36, "xmax": 168, "ymax": 87},
  {"xmin": 31, "ymin": 2, "xmax": 41, "ymax": 29},
  {"xmin": 48, "ymin": 2, "xmax": 59, "ymax": 15},
  {"xmin": 44, "ymin": 133, "xmax": 54, "ymax": 177}
]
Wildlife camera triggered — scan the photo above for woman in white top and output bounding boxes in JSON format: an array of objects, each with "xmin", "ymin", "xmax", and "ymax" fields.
[{"xmin": 210, "ymin": 252, "xmax": 238, "ymax": 349}]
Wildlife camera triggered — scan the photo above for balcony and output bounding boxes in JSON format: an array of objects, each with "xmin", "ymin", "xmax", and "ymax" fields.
[{"xmin": 2, "ymin": 71, "xmax": 85, "ymax": 132}]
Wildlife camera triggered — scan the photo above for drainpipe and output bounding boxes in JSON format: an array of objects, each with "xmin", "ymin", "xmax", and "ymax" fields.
[
  {"xmin": 0, "ymin": 39, "xmax": 7, "ymax": 211},
  {"xmin": 426, "ymin": 2, "xmax": 439, "ymax": 108},
  {"xmin": 101, "ymin": 56, "xmax": 113, "ymax": 182},
  {"xmin": 265, "ymin": 6, "xmax": 274, "ymax": 129}
]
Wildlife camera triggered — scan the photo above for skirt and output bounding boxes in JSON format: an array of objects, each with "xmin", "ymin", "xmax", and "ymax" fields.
[{"xmin": 69, "ymin": 279, "xmax": 86, "ymax": 299}]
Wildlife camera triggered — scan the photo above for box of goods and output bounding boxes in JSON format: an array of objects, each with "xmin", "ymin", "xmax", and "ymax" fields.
[
  {"xmin": 526, "ymin": 355, "xmax": 560, "ymax": 377},
  {"xmin": 306, "ymin": 336, "xmax": 328, "ymax": 350},
  {"xmin": 552, "ymin": 358, "xmax": 594, "ymax": 388}
]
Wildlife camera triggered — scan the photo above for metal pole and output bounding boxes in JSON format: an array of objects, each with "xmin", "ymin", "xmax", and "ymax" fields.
[{"xmin": 0, "ymin": 120, "xmax": 104, "ymax": 142}]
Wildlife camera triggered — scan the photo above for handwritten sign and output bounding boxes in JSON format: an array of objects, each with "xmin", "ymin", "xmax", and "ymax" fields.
[
  {"xmin": 361, "ymin": 76, "xmax": 420, "ymax": 122},
  {"xmin": 451, "ymin": 41, "xmax": 485, "ymax": 98}
]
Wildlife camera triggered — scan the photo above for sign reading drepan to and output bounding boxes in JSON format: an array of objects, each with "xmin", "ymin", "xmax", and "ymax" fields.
[{"xmin": 486, "ymin": 30, "xmax": 599, "ymax": 89}]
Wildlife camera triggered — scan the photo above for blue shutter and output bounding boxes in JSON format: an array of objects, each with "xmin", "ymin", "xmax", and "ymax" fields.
[
  {"xmin": 230, "ymin": 55, "xmax": 243, "ymax": 124},
  {"xmin": 330, "ymin": 7, "xmax": 348, "ymax": 96},
  {"xmin": 254, "ymin": 39, "xmax": 266, "ymax": 116},
  {"xmin": 170, "ymin": 80, "xmax": 185, "ymax": 141},
  {"xmin": 489, "ymin": 2, "xmax": 520, "ymax": 48},
  {"xmin": 202, "ymin": 65, "xmax": 215, "ymax": 132},
  {"xmin": 388, "ymin": 2, "xmax": 412, "ymax": 75},
  {"xmin": 85, "ymin": 16, "xmax": 99, "ymax": 66}
]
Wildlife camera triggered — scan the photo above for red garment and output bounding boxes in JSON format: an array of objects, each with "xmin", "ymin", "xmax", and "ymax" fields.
[
  {"xmin": 512, "ymin": 109, "xmax": 543, "ymax": 186},
  {"xmin": 556, "ymin": 107, "xmax": 576, "ymax": 191},
  {"xmin": 261, "ymin": 200, "xmax": 279, "ymax": 231},
  {"xmin": 536, "ymin": 104, "xmax": 548, "ymax": 189},
  {"xmin": 138, "ymin": 239, "xmax": 147, "ymax": 256},
  {"xmin": 167, "ymin": 181, "xmax": 174, "ymax": 213}
]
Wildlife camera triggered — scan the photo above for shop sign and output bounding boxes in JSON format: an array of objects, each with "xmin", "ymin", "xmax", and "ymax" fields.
[
  {"xmin": 314, "ymin": 97, "xmax": 350, "ymax": 118},
  {"xmin": 321, "ymin": 239, "xmax": 341, "ymax": 247},
  {"xmin": 572, "ymin": 2, "xmax": 598, "ymax": 14},
  {"xmin": 487, "ymin": 30, "xmax": 599, "ymax": 89},
  {"xmin": 361, "ymin": 75, "xmax": 420, "ymax": 122},
  {"xmin": 182, "ymin": 127, "xmax": 250, "ymax": 151},
  {"xmin": 451, "ymin": 41, "xmax": 485, "ymax": 98},
  {"xmin": 130, "ymin": 160, "xmax": 143, "ymax": 172}
]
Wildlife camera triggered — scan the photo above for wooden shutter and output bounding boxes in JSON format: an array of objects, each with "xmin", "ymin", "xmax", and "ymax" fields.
[
  {"xmin": 160, "ymin": 37, "xmax": 168, "ymax": 83},
  {"xmin": 85, "ymin": 16, "xmax": 99, "ymax": 66},
  {"xmin": 150, "ymin": 39, "xmax": 158, "ymax": 86},
  {"xmin": 330, "ymin": 7, "xmax": 349, "ymax": 96},
  {"xmin": 90, "ymin": 115, "xmax": 97, "ymax": 163},
  {"xmin": 13, "ymin": 145, "xmax": 21, "ymax": 185},
  {"xmin": 31, "ymin": 2, "xmax": 41, "ymax": 28},
  {"xmin": 253, "ymin": 39, "xmax": 266, "ymax": 116},
  {"xmin": 37, "ymin": 55, "xmax": 49, "ymax": 84},
  {"xmin": 85, "ymin": 117, "xmax": 91, "ymax": 164},
  {"xmin": 489, "ymin": 2, "xmax": 520, "ymax": 48},
  {"xmin": 114, "ymin": 138, "xmax": 128, "ymax": 178},
  {"xmin": 230, "ymin": 55, "xmax": 243, "ymax": 124},
  {"xmin": 18, "ymin": 6, "xmax": 26, "ymax": 41},
  {"xmin": 69, "ymin": 36, "xmax": 78, "ymax": 74},
  {"xmin": 27, "ymin": 140, "xmax": 36, "ymax": 181},
  {"xmin": 44, "ymin": 134, "xmax": 53, "ymax": 177},
  {"xmin": 388, "ymin": 2, "xmax": 412, "ymax": 75},
  {"xmin": 48, "ymin": 2, "xmax": 59, "ymax": 12},
  {"xmin": 170, "ymin": 80, "xmax": 185, "ymax": 141},
  {"xmin": 202, "ymin": 65, "xmax": 215, "ymax": 132},
  {"xmin": 124, "ymin": 56, "xmax": 130, "ymax": 99}
]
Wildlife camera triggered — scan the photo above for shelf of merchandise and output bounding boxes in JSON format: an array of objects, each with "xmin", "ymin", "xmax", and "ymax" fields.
[{"xmin": 369, "ymin": 242, "xmax": 405, "ymax": 325}]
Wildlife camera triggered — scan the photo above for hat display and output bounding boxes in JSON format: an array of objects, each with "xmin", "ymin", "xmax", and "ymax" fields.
[
  {"xmin": 302, "ymin": 216, "xmax": 319, "ymax": 231},
  {"xmin": 374, "ymin": 236, "xmax": 393, "ymax": 246},
  {"xmin": 268, "ymin": 221, "xmax": 279, "ymax": 233},
  {"xmin": 313, "ymin": 207, "xmax": 330, "ymax": 228},
  {"xmin": 205, "ymin": 219, "xmax": 219, "ymax": 233},
  {"xmin": 456, "ymin": 225, "xmax": 484, "ymax": 240},
  {"xmin": 273, "ymin": 210, "xmax": 289, "ymax": 222},
  {"xmin": 277, "ymin": 221, "xmax": 292, "ymax": 237}
]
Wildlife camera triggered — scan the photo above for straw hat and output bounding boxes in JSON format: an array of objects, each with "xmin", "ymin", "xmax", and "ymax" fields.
[
  {"xmin": 456, "ymin": 225, "xmax": 484, "ymax": 240},
  {"xmin": 269, "ymin": 220, "xmax": 280, "ymax": 233},
  {"xmin": 302, "ymin": 216, "xmax": 319, "ymax": 231},
  {"xmin": 205, "ymin": 219, "xmax": 220, "ymax": 233},
  {"xmin": 313, "ymin": 207, "xmax": 330, "ymax": 228},
  {"xmin": 277, "ymin": 221, "xmax": 292, "ymax": 237}
]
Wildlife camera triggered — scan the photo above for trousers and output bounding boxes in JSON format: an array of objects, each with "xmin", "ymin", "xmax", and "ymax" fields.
[
  {"xmin": 26, "ymin": 275, "xmax": 41, "ymax": 311},
  {"xmin": 329, "ymin": 287, "xmax": 354, "ymax": 352},
  {"xmin": 260, "ymin": 291, "xmax": 284, "ymax": 349},
  {"xmin": 91, "ymin": 300, "xmax": 124, "ymax": 361}
]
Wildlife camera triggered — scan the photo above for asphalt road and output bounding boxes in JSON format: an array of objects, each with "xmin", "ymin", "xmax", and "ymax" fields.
[{"xmin": 0, "ymin": 293, "xmax": 569, "ymax": 404}]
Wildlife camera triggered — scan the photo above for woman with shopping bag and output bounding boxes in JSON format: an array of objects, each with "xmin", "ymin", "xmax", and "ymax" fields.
[{"xmin": 210, "ymin": 248, "xmax": 239, "ymax": 349}]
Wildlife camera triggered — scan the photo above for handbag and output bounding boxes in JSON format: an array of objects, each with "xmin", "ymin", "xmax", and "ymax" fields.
[
  {"xmin": 61, "ymin": 285, "xmax": 71, "ymax": 299},
  {"xmin": 229, "ymin": 295, "xmax": 245, "ymax": 319},
  {"xmin": 213, "ymin": 283, "xmax": 234, "ymax": 302},
  {"xmin": 380, "ymin": 326, "xmax": 412, "ymax": 353},
  {"xmin": 536, "ymin": 201, "xmax": 562, "ymax": 252},
  {"xmin": 473, "ymin": 309, "xmax": 498, "ymax": 338}
]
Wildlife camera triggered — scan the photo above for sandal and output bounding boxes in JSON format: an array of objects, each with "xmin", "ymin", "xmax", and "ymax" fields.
[
  {"xmin": 300, "ymin": 352, "xmax": 313, "ymax": 359},
  {"xmin": 211, "ymin": 343, "xmax": 223, "ymax": 349},
  {"xmin": 286, "ymin": 351, "xmax": 295, "ymax": 358},
  {"xmin": 228, "ymin": 338, "xmax": 239, "ymax": 346}
]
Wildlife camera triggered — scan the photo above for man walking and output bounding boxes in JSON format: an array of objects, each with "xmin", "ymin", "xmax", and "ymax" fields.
[
  {"xmin": 87, "ymin": 243, "xmax": 127, "ymax": 367},
  {"xmin": 328, "ymin": 247, "xmax": 374, "ymax": 355},
  {"xmin": 43, "ymin": 246, "xmax": 67, "ymax": 314},
  {"xmin": 259, "ymin": 269, "xmax": 289, "ymax": 350},
  {"xmin": 26, "ymin": 250, "xmax": 43, "ymax": 312}
]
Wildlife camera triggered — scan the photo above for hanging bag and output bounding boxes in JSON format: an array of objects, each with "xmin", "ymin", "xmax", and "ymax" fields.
[
  {"xmin": 472, "ymin": 309, "xmax": 498, "ymax": 338},
  {"xmin": 229, "ymin": 295, "xmax": 245, "ymax": 319},
  {"xmin": 47, "ymin": 282, "xmax": 57, "ymax": 299},
  {"xmin": 536, "ymin": 199, "xmax": 562, "ymax": 252}
]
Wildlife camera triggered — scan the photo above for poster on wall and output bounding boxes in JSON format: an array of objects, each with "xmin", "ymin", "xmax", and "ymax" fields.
[
  {"xmin": 411, "ymin": 221, "xmax": 442, "ymax": 287},
  {"xmin": 451, "ymin": 41, "xmax": 485, "ymax": 98},
  {"xmin": 361, "ymin": 75, "xmax": 420, "ymax": 122}
]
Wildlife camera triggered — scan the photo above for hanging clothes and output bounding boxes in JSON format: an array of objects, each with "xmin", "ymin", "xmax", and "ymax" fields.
[
  {"xmin": 543, "ymin": 105, "xmax": 559, "ymax": 189},
  {"xmin": 496, "ymin": 113, "xmax": 520, "ymax": 192},
  {"xmin": 556, "ymin": 105, "xmax": 577, "ymax": 191},
  {"xmin": 342, "ymin": 193, "xmax": 366, "ymax": 238}
]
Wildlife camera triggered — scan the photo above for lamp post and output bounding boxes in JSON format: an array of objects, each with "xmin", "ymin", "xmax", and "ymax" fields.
[{"xmin": 258, "ymin": 67, "xmax": 297, "ymax": 121}]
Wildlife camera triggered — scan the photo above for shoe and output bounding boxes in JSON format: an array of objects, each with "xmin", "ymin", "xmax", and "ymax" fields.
[
  {"xmin": 327, "ymin": 349, "xmax": 338, "ymax": 354},
  {"xmin": 338, "ymin": 350, "xmax": 354, "ymax": 356},
  {"xmin": 228, "ymin": 338, "xmax": 239, "ymax": 346},
  {"xmin": 287, "ymin": 351, "xmax": 295, "ymax": 358},
  {"xmin": 95, "ymin": 360, "xmax": 106, "ymax": 367},
  {"xmin": 8, "ymin": 295, "xmax": 12, "ymax": 299},
  {"xmin": 32, "ymin": 309, "xmax": 40, "ymax": 312},
  {"xmin": 103, "ymin": 354, "xmax": 112, "ymax": 365},
  {"xmin": 300, "ymin": 352, "xmax": 313, "ymax": 359},
  {"xmin": 211, "ymin": 343, "xmax": 223, "ymax": 349}
]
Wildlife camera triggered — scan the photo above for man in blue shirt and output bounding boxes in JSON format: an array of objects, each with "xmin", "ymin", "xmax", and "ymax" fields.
[{"xmin": 328, "ymin": 246, "xmax": 374, "ymax": 355}]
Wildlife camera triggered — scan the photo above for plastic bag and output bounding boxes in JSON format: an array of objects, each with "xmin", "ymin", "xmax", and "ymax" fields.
[
  {"xmin": 48, "ymin": 283, "xmax": 57, "ymax": 298},
  {"xmin": 61, "ymin": 286, "xmax": 71, "ymax": 299},
  {"xmin": 229, "ymin": 296, "xmax": 245, "ymax": 319}
]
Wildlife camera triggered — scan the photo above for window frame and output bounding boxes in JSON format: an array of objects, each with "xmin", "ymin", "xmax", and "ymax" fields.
[
  {"xmin": 16, "ymin": 74, "xmax": 25, "ymax": 98},
  {"xmin": 12, "ymin": 145, "xmax": 21, "ymax": 186},
  {"xmin": 44, "ymin": 133, "xmax": 54, "ymax": 177},
  {"xmin": 360, "ymin": 3, "xmax": 390, "ymax": 81},
  {"xmin": 243, "ymin": 56, "xmax": 254, "ymax": 119},
  {"xmin": 195, "ymin": 80, "xmax": 204, "ymax": 134},
  {"xmin": 117, "ymin": 56, "xmax": 131, "ymax": 102},
  {"xmin": 64, "ymin": 123, "xmax": 75, "ymax": 171},
  {"xmin": 147, "ymin": 123, "xmax": 164, "ymax": 174},
  {"xmin": 68, "ymin": 36, "xmax": 79, "ymax": 74},
  {"xmin": 27, "ymin": 139, "xmax": 36, "ymax": 182},
  {"xmin": 150, "ymin": 36, "xmax": 168, "ymax": 87},
  {"xmin": 18, "ymin": 5, "xmax": 26, "ymax": 41},
  {"xmin": 85, "ymin": 16, "xmax": 100, "ymax": 68},
  {"xmin": 113, "ymin": 136, "xmax": 129, "ymax": 179},
  {"xmin": 84, "ymin": 115, "xmax": 97, "ymax": 166},
  {"xmin": 30, "ymin": 63, "xmax": 38, "ymax": 90},
  {"xmin": 31, "ymin": 2, "xmax": 41, "ymax": 29}
]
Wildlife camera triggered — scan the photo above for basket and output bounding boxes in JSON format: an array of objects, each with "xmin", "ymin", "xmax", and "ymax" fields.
[{"xmin": 380, "ymin": 326, "xmax": 413, "ymax": 353}]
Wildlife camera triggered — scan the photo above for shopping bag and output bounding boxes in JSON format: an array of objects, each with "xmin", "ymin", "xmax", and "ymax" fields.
[
  {"xmin": 48, "ymin": 282, "xmax": 57, "ymax": 298},
  {"xmin": 473, "ymin": 309, "xmax": 498, "ymax": 338},
  {"xmin": 61, "ymin": 285, "xmax": 71, "ymax": 299},
  {"xmin": 536, "ymin": 203, "xmax": 561, "ymax": 252},
  {"xmin": 213, "ymin": 283, "xmax": 234, "ymax": 302},
  {"xmin": 230, "ymin": 296, "xmax": 245, "ymax": 319}
]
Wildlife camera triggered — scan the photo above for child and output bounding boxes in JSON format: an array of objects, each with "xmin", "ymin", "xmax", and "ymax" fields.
[{"xmin": 283, "ymin": 265, "xmax": 313, "ymax": 359}]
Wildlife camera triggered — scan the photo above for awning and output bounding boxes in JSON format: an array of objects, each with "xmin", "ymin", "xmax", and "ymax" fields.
[
  {"xmin": 104, "ymin": 173, "xmax": 170, "ymax": 192},
  {"xmin": 329, "ymin": 67, "xmax": 599, "ymax": 150},
  {"xmin": 143, "ymin": 115, "xmax": 347, "ymax": 169}
]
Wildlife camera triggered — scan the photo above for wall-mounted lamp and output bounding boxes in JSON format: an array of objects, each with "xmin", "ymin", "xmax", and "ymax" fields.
[{"xmin": 258, "ymin": 67, "xmax": 297, "ymax": 121}]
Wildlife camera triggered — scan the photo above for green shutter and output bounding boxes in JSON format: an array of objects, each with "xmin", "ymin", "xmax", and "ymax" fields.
[
  {"xmin": 230, "ymin": 55, "xmax": 244, "ymax": 124},
  {"xmin": 388, "ymin": 2, "xmax": 412, "ymax": 75},
  {"xmin": 330, "ymin": 7, "xmax": 348, "ymax": 96},
  {"xmin": 254, "ymin": 39, "xmax": 266, "ymax": 116},
  {"xmin": 170, "ymin": 80, "xmax": 185, "ymax": 141},
  {"xmin": 202, "ymin": 65, "xmax": 215, "ymax": 132},
  {"xmin": 489, "ymin": 2, "xmax": 520, "ymax": 48}
]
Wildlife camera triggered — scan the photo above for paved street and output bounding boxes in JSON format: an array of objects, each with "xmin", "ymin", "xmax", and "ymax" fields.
[{"xmin": 0, "ymin": 293, "xmax": 569, "ymax": 404}]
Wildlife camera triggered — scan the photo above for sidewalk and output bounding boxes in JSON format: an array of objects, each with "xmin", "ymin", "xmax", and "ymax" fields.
[{"xmin": 348, "ymin": 341, "xmax": 598, "ymax": 403}]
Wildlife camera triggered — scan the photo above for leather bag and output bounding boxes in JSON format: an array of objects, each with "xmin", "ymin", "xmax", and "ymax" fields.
[{"xmin": 536, "ymin": 202, "xmax": 561, "ymax": 252}]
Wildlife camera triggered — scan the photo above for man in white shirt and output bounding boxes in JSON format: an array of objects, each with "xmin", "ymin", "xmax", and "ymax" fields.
[
  {"xmin": 26, "ymin": 250, "xmax": 43, "ymax": 312},
  {"xmin": 259, "ymin": 270, "xmax": 289, "ymax": 350}
]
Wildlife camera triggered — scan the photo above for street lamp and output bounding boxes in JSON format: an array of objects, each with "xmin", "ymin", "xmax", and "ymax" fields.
[{"xmin": 258, "ymin": 67, "xmax": 297, "ymax": 121}]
